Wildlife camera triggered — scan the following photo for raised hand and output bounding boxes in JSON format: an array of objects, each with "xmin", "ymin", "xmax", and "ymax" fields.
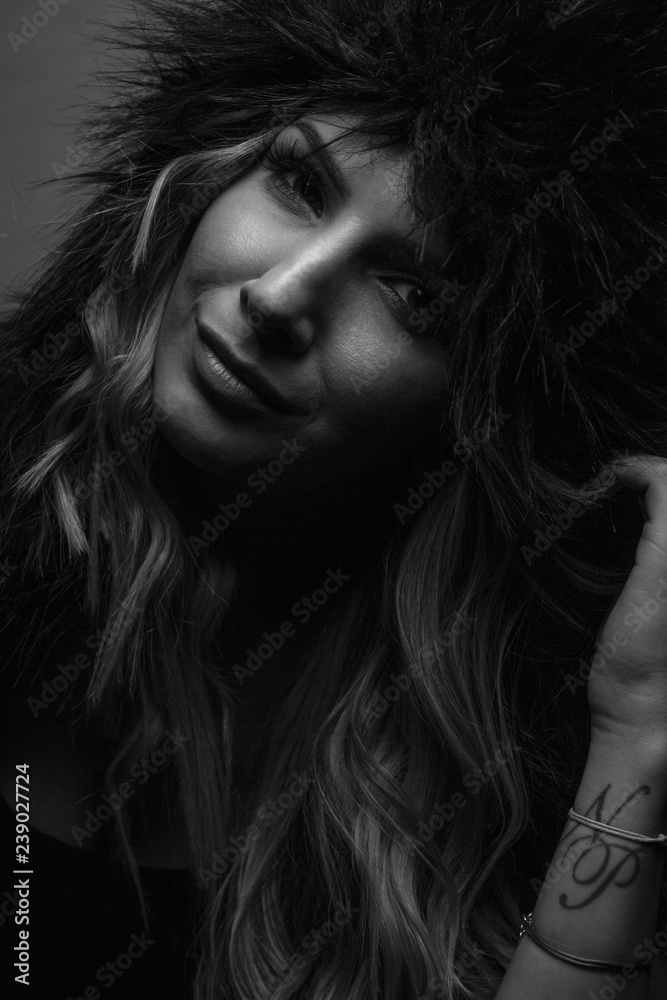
[{"xmin": 587, "ymin": 454, "xmax": 667, "ymax": 750}]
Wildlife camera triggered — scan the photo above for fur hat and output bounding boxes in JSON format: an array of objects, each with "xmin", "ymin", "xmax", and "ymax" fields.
[{"xmin": 5, "ymin": 0, "xmax": 667, "ymax": 537}]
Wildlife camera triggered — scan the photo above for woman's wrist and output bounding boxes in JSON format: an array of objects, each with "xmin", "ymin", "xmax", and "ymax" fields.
[
  {"xmin": 588, "ymin": 685, "xmax": 667, "ymax": 766},
  {"xmin": 586, "ymin": 727, "xmax": 667, "ymax": 822},
  {"xmin": 575, "ymin": 738, "xmax": 667, "ymax": 845},
  {"xmin": 495, "ymin": 741, "xmax": 667, "ymax": 998}
]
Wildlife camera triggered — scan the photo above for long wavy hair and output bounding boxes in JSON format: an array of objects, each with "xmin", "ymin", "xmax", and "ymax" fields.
[{"xmin": 2, "ymin": 1, "xmax": 667, "ymax": 997}]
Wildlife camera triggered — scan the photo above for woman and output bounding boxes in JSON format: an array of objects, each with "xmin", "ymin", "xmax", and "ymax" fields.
[{"xmin": 1, "ymin": 0, "xmax": 667, "ymax": 997}]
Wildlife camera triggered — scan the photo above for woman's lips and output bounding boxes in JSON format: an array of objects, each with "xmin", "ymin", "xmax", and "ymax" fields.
[
  {"xmin": 194, "ymin": 338, "xmax": 274, "ymax": 413},
  {"xmin": 194, "ymin": 321, "xmax": 308, "ymax": 415}
]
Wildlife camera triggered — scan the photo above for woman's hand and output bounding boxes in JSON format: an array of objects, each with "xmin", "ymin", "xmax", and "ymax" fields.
[{"xmin": 587, "ymin": 454, "xmax": 667, "ymax": 751}]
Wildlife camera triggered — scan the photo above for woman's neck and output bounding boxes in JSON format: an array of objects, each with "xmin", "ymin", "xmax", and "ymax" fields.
[{"xmin": 149, "ymin": 436, "xmax": 408, "ymax": 601}]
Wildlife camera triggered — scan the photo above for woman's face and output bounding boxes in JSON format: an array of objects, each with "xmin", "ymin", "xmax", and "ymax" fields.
[{"xmin": 152, "ymin": 113, "xmax": 452, "ymax": 495}]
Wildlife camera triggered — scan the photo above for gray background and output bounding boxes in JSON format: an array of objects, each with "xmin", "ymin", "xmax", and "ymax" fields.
[{"xmin": 0, "ymin": 0, "xmax": 131, "ymax": 300}]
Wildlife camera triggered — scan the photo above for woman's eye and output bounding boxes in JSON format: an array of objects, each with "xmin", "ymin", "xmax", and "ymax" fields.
[
  {"xmin": 384, "ymin": 277, "xmax": 433, "ymax": 311},
  {"xmin": 262, "ymin": 142, "xmax": 326, "ymax": 217},
  {"xmin": 277, "ymin": 166, "xmax": 323, "ymax": 214},
  {"xmin": 378, "ymin": 275, "xmax": 445, "ymax": 338}
]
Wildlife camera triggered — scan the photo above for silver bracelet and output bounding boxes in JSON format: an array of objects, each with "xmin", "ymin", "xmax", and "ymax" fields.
[
  {"xmin": 519, "ymin": 913, "xmax": 640, "ymax": 973},
  {"xmin": 568, "ymin": 808, "xmax": 667, "ymax": 846}
]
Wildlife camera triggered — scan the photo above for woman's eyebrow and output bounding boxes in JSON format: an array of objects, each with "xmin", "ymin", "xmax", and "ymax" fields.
[
  {"xmin": 295, "ymin": 121, "xmax": 446, "ymax": 273},
  {"xmin": 292, "ymin": 121, "xmax": 352, "ymax": 200}
]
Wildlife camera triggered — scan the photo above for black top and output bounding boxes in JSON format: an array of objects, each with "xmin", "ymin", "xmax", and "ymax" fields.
[
  {"xmin": 0, "ymin": 576, "xmax": 200, "ymax": 998},
  {"xmin": 0, "ymin": 792, "xmax": 198, "ymax": 1000}
]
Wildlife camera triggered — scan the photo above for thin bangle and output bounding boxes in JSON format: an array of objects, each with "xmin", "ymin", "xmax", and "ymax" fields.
[
  {"xmin": 519, "ymin": 913, "xmax": 640, "ymax": 973},
  {"xmin": 568, "ymin": 808, "xmax": 667, "ymax": 846}
]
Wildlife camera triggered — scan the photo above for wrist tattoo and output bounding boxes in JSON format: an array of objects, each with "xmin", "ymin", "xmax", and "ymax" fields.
[{"xmin": 557, "ymin": 784, "xmax": 650, "ymax": 909}]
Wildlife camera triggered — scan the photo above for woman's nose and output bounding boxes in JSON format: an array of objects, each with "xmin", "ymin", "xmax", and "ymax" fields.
[
  {"xmin": 239, "ymin": 277, "xmax": 314, "ymax": 354},
  {"xmin": 239, "ymin": 237, "xmax": 345, "ymax": 354}
]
